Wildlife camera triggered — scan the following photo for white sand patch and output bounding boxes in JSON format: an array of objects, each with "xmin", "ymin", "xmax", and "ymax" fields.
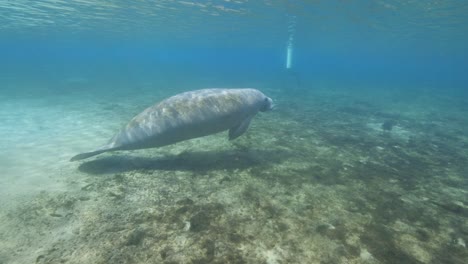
[
  {"xmin": 398, "ymin": 234, "xmax": 432, "ymax": 263},
  {"xmin": 366, "ymin": 122, "xmax": 413, "ymax": 142},
  {"xmin": 0, "ymin": 92, "xmax": 144, "ymax": 204},
  {"xmin": 255, "ymin": 244, "xmax": 287, "ymax": 264}
]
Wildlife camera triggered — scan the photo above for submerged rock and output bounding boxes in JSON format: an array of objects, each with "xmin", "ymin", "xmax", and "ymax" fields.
[{"xmin": 382, "ymin": 120, "xmax": 396, "ymax": 131}]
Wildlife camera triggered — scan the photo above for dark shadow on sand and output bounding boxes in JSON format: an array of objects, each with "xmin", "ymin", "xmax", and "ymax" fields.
[{"xmin": 77, "ymin": 149, "xmax": 286, "ymax": 175}]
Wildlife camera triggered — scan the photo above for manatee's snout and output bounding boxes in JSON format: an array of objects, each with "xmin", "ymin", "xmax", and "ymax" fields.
[{"xmin": 260, "ymin": 97, "xmax": 274, "ymax": 112}]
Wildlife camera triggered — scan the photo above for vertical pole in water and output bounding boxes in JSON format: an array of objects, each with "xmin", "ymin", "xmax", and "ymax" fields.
[
  {"xmin": 286, "ymin": 36, "xmax": 293, "ymax": 69},
  {"xmin": 286, "ymin": 15, "xmax": 296, "ymax": 70}
]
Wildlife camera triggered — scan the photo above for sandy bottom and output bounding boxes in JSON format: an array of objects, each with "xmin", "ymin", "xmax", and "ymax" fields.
[{"xmin": 0, "ymin": 80, "xmax": 467, "ymax": 264}]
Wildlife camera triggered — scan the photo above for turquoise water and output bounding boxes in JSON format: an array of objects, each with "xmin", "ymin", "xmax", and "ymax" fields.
[{"xmin": 1, "ymin": 1, "xmax": 467, "ymax": 263}]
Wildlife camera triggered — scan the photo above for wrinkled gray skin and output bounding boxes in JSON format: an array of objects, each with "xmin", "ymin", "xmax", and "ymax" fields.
[{"xmin": 71, "ymin": 88, "xmax": 273, "ymax": 161}]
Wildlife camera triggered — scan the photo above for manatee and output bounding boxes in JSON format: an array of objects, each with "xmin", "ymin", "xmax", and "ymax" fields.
[{"xmin": 70, "ymin": 88, "xmax": 273, "ymax": 161}]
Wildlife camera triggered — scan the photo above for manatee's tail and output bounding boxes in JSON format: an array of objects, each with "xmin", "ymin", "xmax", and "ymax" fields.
[{"xmin": 70, "ymin": 146, "xmax": 114, "ymax": 162}]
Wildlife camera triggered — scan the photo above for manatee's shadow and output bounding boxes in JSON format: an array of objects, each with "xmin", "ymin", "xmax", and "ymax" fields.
[{"xmin": 77, "ymin": 149, "xmax": 287, "ymax": 175}]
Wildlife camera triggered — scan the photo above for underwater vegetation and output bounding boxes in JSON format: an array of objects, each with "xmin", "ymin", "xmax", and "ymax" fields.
[{"xmin": 1, "ymin": 87, "xmax": 466, "ymax": 264}]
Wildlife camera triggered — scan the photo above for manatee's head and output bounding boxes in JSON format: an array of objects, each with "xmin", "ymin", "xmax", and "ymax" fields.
[{"xmin": 259, "ymin": 96, "xmax": 274, "ymax": 112}]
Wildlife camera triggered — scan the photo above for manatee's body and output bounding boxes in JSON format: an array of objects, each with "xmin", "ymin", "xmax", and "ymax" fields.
[{"xmin": 70, "ymin": 88, "xmax": 273, "ymax": 161}]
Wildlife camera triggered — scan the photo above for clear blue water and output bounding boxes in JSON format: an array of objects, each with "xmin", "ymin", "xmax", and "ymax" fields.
[
  {"xmin": 2, "ymin": 0, "xmax": 468, "ymax": 90},
  {"xmin": 1, "ymin": 1, "xmax": 468, "ymax": 263}
]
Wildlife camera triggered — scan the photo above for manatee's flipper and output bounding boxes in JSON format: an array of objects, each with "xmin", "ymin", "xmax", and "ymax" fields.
[
  {"xmin": 70, "ymin": 146, "xmax": 114, "ymax": 161},
  {"xmin": 228, "ymin": 116, "xmax": 253, "ymax": 140}
]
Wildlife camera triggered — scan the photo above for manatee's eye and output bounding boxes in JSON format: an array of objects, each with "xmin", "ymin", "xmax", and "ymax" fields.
[{"xmin": 260, "ymin": 97, "xmax": 272, "ymax": 112}]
